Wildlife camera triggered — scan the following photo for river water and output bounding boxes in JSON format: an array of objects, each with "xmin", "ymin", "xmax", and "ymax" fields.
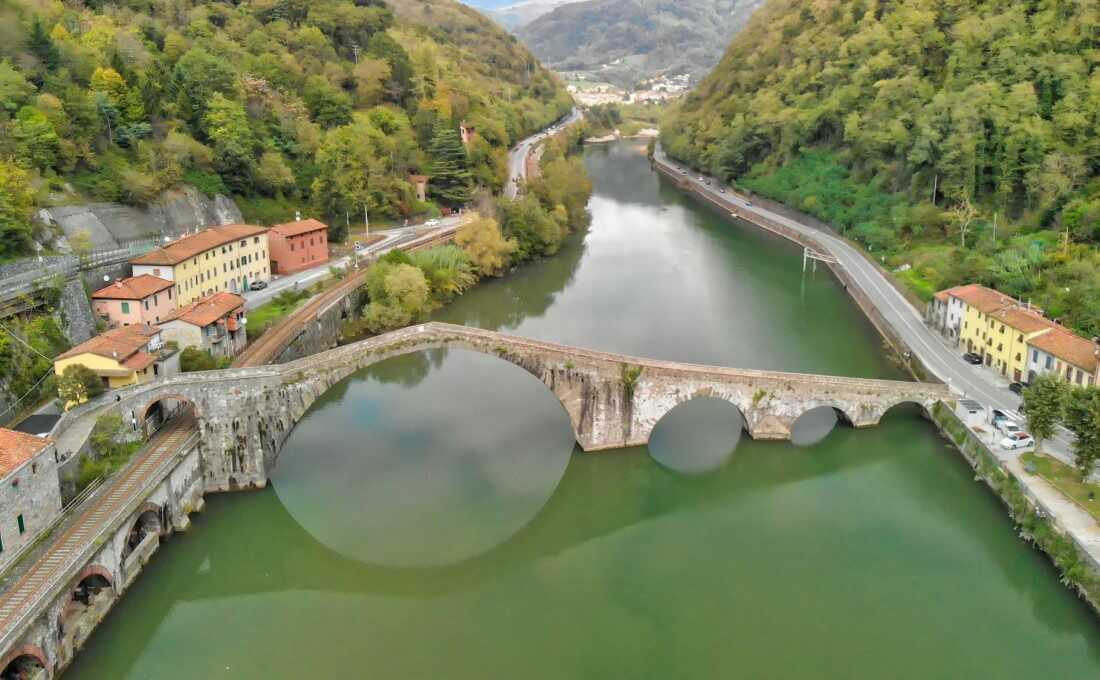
[{"xmin": 68, "ymin": 142, "xmax": 1100, "ymax": 678}]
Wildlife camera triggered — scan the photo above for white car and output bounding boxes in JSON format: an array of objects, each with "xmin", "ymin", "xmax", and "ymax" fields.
[
  {"xmin": 1000, "ymin": 432, "xmax": 1035, "ymax": 450},
  {"xmin": 425, "ymin": 219, "xmax": 440, "ymax": 226},
  {"xmin": 998, "ymin": 420, "xmax": 1024, "ymax": 436}
]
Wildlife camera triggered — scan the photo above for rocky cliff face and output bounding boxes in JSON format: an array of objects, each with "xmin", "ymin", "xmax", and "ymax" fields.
[{"xmin": 37, "ymin": 186, "xmax": 243, "ymax": 251}]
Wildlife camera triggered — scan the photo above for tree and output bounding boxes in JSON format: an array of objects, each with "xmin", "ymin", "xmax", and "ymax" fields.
[
  {"xmin": 1064, "ymin": 386, "xmax": 1100, "ymax": 479},
  {"xmin": 456, "ymin": 215, "xmax": 515, "ymax": 276},
  {"xmin": 947, "ymin": 197, "xmax": 979, "ymax": 249},
  {"xmin": 0, "ymin": 60, "xmax": 34, "ymax": 114},
  {"xmin": 172, "ymin": 48, "xmax": 237, "ymax": 126},
  {"xmin": 1022, "ymin": 374, "xmax": 1066, "ymax": 455},
  {"xmin": 89, "ymin": 411, "xmax": 125, "ymax": 457},
  {"xmin": 27, "ymin": 17, "xmax": 60, "ymax": 73},
  {"xmin": 255, "ymin": 151, "xmax": 296, "ymax": 196},
  {"xmin": 366, "ymin": 32, "xmax": 413, "ymax": 106},
  {"xmin": 58, "ymin": 364, "xmax": 105, "ymax": 407},
  {"xmin": 180, "ymin": 346, "xmax": 231, "ymax": 372},
  {"xmin": 427, "ymin": 125, "xmax": 472, "ymax": 207},
  {"xmin": 303, "ymin": 75, "xmax": 353, "ymax": 128},
  {"xmin": 0, "ymin": 160, "xmax": 35, "ymax": 259},
  {"xmin": 12, "ymin": 106, "xmax": 60, "ymax": 171},
  {"xmin": 203, "ymin": 94, "xmax": 255, "ymax": 192}
]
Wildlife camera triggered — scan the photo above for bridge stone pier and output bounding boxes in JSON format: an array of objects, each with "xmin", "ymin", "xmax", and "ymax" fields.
[{"xmin": 59, "ymin": 323, "xmax": 954, "ymax": 492}]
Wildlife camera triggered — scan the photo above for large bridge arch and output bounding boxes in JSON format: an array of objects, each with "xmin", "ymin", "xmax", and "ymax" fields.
[{"xmin": 55, "ymin": 322, "xmax": 952, "ymax": 491}]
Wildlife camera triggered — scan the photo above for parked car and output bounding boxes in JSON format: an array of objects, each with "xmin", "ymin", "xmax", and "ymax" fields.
[
  {"xmin": 963, "ymin": 352, "xmax": 983, "ymax": 365},
  {"xmin": 1009, "ymin": 381, "xmax": 1027, "ymax": 394},
  {"xmin": 991, "ymin": 409, "xmax": 1012, "ymax": 429},
  {"xmin": 1001, "ymin": 432, "xmax": 1035, "ymax": 450},
  {"xmin": 719, "ymin": 187, "xmax": 727, "ymax": 193},
  {"xmin": 744, "ymin": 200, "xmax": 753, "ymax": 207},
  {"xmin": 250, "ymin": 280, "xmax": 267, "ymax": 291},
  {"xmin": 998, "ymin": 420, "xmax": 1025, "ymax": 436},
  {"xmin": 425, "ymin": 219, "xmax": 440, "ymax": 226}
]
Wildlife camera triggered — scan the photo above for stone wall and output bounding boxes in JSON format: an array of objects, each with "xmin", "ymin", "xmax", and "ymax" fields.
[
  {"xmin": 37, "ymin": 185, "xmax": 243, "ymax": 251},
  {"xmin": 273, "ymin": 287, "xmax": 365, "ymax": 364},
  {"xmin": 2, "ymin": 443, "xmax": 205, "ymax": 677},
  {"xmin": 58, "ymin": 277, "xmax": 96, "ymax": 346},
  {"xmin": 652, "ymin": 160, "xmax": 936, "ymax": 382}
]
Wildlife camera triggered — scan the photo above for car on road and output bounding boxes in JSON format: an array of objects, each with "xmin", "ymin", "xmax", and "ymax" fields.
[
  {"xmin": 744, "ymin": 200, "xmax": 753, "ymax": 207},
  {"xmin": 998, "ymin": 420, "xmax": 1025, "ymax": 436},
  {"xmin": 249, "ymin": 280, "xmax": 267, "ymax": 291},
  {"xmin": 963, "ymin": 352, "xmax": 983, "ymax": 365},
  {"xmin": 425, "ymin": 219, "xmax": 440, "ymax": 226},
  {"xmin": 1000, "ymin": 432, "xmax": 1035, "ymax": 450},
  {"xmin": 719, "ymin": 187, "xmax": 727, "ymax": 193},
  {"xmin": 991, "ymin": 408, "xmax": 1012, "ymax": 429},
  {"xmin": 697, "ymin": 176, "xmax": 705, "ymax": 181},
  {"xmin": 1009, "ymin": 381, "xmax": 1027, "ymax": 394}
]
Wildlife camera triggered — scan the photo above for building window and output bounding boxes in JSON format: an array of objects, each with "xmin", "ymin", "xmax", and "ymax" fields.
[
  {"xmin": 143, "ymin": 300, "xmax": 150, "ymax": 310},
  {"xmin": 121, "ymin": 301, "xmax": 130, "ymax": 314},
  {"xmin": 1015, "ymin": 353, "xmax": 1021, "ymax": 361},
  {"xmin": 254, "ymin": 237, "xmax": 259, "ymax": 244},
  {"xmin": 153, "ymin": 268, "xmax": 160, "ymax": 276},
  {"xmin": 1017, "ymin": 334, "xmax": 1023, "ymax": 342},
  {"xmin": 1046, "ymin": 356, "xmax": 1054, "ymax": 370},
  {"xmin": 17, "ymin": 514, "xmax": 25, "ymax": 534},
  {"xmin": 1032, "ymin": 350, "xmax": 1038, "ymax": 362}
]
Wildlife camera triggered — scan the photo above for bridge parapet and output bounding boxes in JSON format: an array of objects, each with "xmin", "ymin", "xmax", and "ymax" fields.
[{"xmin": 70, "ymin": 322, "xmax": 952, "ymax": 491}]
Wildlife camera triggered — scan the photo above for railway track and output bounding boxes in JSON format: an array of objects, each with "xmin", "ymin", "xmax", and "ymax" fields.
[{"xmin": 233, "ymin": 224, "xmax": 460, "ymax": 368}]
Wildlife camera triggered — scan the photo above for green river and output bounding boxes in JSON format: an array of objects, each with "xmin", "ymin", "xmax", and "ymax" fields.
[{"xmin": 68, "ymin": 142, "xmax": 1100, "ymax": 678}]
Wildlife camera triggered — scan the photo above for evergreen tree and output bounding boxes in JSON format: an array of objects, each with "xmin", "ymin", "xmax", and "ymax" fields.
[
  {"xmin": 27, "ymin": 17, "xmax": 59, "ymax": 72},
  {"xmin": 427, "ymin": 124, "xmax": 472, "ymax": 207}
]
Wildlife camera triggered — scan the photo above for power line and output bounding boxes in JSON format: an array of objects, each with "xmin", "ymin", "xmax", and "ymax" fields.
[{"xmin": 0, "ymin": 319, "xmax": 53, "ymax": 362}]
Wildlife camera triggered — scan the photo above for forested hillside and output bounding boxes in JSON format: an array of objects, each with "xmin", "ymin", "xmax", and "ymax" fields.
[
  {"xmin": 663, "ymin": 0, "xmax": 1100, "ymax": 335},
  {"xmin": 0, "ymin": 0, "xmax": 571, "ymax": 257},
  {"xmin": 516, "ymin": 0, "xmax": 764, "ymax": 86}
]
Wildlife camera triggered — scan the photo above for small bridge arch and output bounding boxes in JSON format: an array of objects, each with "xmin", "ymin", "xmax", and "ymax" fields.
[{"xmin": 0, "ymin": 644, "xmax": 51, "ymax": 679}]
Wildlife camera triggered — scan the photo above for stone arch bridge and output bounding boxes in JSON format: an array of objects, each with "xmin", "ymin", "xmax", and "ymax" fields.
[{"xmin": 61, "ymin": 322, "xmax": 953, "ymax": 492}]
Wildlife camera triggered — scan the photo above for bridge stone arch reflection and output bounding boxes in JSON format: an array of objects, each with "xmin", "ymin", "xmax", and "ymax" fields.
[{"xmin": 58, "ymin": 323, "xmax": 953, "ymax": 493}]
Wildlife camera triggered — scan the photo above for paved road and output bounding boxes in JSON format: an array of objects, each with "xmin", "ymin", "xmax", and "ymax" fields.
[
  {"xmin": 0, "ymin": 414, "xmax": 198, "ymax": 651},
  {"xmin": 240, "ymin": 218, "xmax": 464, "ymax": 311},
  {"xmin": 505, "ymin": 107, "xmax": 583, "ymax": 200},
  {"xmin": 653, "ymin": 146, "xmax": 1079, "ymax": 465}
]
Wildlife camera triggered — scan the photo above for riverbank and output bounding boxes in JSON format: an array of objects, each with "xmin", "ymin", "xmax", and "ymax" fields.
[{"xmin": 652, "ymin": 148, "xmax": 1100, "ymax": 619}]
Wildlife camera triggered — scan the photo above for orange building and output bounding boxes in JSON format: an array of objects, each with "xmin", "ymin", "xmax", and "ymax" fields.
[{"xmin": 267, "ymin": 218, "xmax": 329, "ymax": 276}]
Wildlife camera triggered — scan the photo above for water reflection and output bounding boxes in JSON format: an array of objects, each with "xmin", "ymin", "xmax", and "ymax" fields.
[
  {"xmin": 648, "ymin": 397, "xmax": 744, "ymax": 474},
  {"xmin": 790, "ymin": 406, "xmax": 839, "ymax": 447},
  {"xmin": 269, "ymin": 349, "xmax": 575, "ymax": 567}
]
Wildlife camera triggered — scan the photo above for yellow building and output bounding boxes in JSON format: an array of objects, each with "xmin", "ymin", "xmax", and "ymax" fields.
[
  {"xmin": 943, "ymin": 284, "xmax": 1056, "ymax": 382},
  {"xmin": 130, "ymin": 224, "xmax": 270, "ymax": 305},
  {"xmin": 54, "ymin": 325, "xmax": 167, "ymax": 401}
]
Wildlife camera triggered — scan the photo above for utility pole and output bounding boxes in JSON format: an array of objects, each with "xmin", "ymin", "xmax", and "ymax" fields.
[
  {"xmin": 351, "ymin": 43, "xmax": 360, "ymax": 64},
  {"xmin": 992, "ymin": 211, "xmax": 997, "ymax": 241},
  {"xmin": 364, "ymin": 203, "xmax": 370, "ymax": 235}
]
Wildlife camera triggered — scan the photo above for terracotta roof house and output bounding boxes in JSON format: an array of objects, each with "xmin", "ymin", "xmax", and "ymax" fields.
[
  {"xmin": 91, "ymin": 274, "xmax": 177, "ymax": 328},
  {"xmin": 0, "ymin": 428, "xmax": 62, "ymax": 573},
  {"xmin": 267, "ymin": 218, "xmax": 329, "ymax": 276},
  {"xmin": 158, "ymin": 292, "xmax": 247, "ymax": 359},
  {"xmin": 54, "ymin": 324, "xmax": 176, "ymax": 399},
  {"xmin": 129, "ymin": 224, "xmax": 271, "ymax": 305},
  {"xmin": 1027, "ymin": 328, "xmax": 1100, "ymax": 387}
]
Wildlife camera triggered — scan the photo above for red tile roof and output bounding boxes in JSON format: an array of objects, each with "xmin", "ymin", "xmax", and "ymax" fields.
[
  {"xmin": 121, "ymin": 351, "xmax": 156, "ymax": 371},
  {"xmin": 56, "ymin": 325, "xmax": 157, "ymax": 362},
  {"xmin": 989, "ymin": 306, "xmax": 1055, "ymax": 334},
  {"xmin": 943, "ymin": 284, "xmax": 1016, "ymax": 314},
  {"xmin": 269, "ymin": 218, "xmax": 328, "ymax": 238},
  {"xmin": 161, "ymin": 292, "xmax": 243, "ymax": 328},
  {"xmin": 91, "ymin": 275, "xmax": 174, "ymax": 301},
  {"xmin": 129, "ymin": 224, "xmax": 266, "ymax": 266},
  {"xmin": 0, "ymin": 428, "xmax": 53, "ymax": 479},
  {"xmin": 1030, "ymin": 329, "xmax": 1100, "ymax": 374}
]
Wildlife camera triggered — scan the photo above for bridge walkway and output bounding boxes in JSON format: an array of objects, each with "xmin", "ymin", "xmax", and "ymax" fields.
[{"xmin": 0, "ymin": 414, "xmax": 197, "ymax": 650}]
